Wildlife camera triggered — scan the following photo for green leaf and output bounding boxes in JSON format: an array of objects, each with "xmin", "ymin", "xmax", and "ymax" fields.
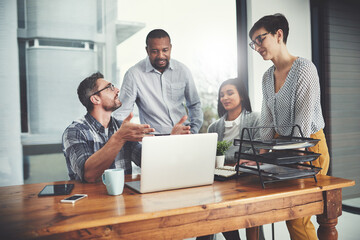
[{"xmin": 216, "ymin": 140, "xmax": 232, "ymax": 156}]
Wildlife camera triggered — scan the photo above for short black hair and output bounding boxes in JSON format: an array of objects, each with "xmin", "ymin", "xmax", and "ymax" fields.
[
  {"xmin": 217, "ymin": 78, "xmax": 252, "ymax": 117},
  {"xmin": 146, "ymin": 29, "xmax": 171, "ymax": 46},
  {"xmin": 249, "ymin": 13, "xmax": 289, "ymax": 44},
  {"xmin": 77, "ymin": 72, "xmax": 103, "ymax": 112}
]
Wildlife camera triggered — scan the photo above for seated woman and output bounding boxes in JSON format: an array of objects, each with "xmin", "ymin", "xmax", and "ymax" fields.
[
  {"xmin": 208, "ymin": 78, "xmax": 260, "ymax": 165},
  {"xmin": 197, "ymin": 78, "xmax": 263, "ymax": 240}
]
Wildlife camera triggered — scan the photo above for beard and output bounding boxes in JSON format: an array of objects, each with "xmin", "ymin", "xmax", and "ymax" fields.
[
  {"xmin": 104, "ymin": 99, "xmax": 122, "ymax": 112},
  {"xmin": 153, "ymin": 58, "xmax": 169, "ymax": 71}
]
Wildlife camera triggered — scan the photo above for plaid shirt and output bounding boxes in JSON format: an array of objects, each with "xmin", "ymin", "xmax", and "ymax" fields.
[{"xmin": 62, "ymin": 113, "xmax": 141, "ymax": 182}]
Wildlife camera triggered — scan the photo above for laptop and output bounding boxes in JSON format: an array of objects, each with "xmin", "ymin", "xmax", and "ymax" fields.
[{"xmin": 125, "ymin": 133, "xmax": 218, "ymax": 193}]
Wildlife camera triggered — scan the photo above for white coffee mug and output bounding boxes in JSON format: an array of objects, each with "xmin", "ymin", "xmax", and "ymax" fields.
[{"xmin": 102, "ymin": 168, "xmax": 124, "ymax": 195}]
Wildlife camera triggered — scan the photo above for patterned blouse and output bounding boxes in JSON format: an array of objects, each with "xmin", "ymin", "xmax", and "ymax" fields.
[{"xmin": 260, "ymin": 57, "xmax": 325, "ymax": 139}]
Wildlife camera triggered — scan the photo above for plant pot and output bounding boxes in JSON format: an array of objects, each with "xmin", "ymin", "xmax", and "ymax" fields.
[{"xmin": 215, "ymin": 155, "xmax": 225, "ymax": 168}]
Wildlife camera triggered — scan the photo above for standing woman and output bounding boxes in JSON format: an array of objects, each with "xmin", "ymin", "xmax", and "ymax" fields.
[{"xmin": 248, "ymin": 14, "xmax": 330, "ymax": 240}]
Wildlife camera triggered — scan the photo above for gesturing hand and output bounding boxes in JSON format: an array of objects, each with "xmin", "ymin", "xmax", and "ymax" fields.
[
  {"xmin": 171, "ymin": 115, "xmax": 191, "ymax": 135},
  {"xmin": 238, "ymin": 159, "xmax": 260, "ymax": 166},
  {"xmin": 115, "ymin": 113, "xmax": 155, "ymax": 142}
]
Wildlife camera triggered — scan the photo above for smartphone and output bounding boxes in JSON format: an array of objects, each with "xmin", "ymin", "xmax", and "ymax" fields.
[
  {"xmin": 60, "ymin": 194, "xmax": 88, "ymax": 204},
  {"xmin": 38, "ymin": 184, "xmax": 74, "ymax": 197}
]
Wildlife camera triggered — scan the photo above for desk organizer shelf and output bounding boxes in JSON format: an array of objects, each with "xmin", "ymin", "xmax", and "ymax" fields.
[
  {"xmin": 234, "ymin": 136, "xmax": 320, "ymax": 150},
  {"xmin": 234, "ymin": 150, "xmax": 321, "ymax": 165},
  {"xmin": 234, "ymin": 124, "xmax": 322, "ymax": 188}
]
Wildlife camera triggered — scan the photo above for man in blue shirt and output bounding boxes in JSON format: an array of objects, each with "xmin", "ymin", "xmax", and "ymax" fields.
[
  {"xmin": 114, "ymin": 29, "xmax": 203, "ymax": 134},
  {"xmin": 62, "ymin": 72, "xmax": 190, "ymax": 182}
]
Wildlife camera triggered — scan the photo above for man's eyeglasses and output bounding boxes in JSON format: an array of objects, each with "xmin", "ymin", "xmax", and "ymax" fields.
[
  {"xmin": 249, "ymin": 32, "xmax": 269, "ymax": 50},
  {"xmin": 91, "ymin": 83, "xmax": 115, "ymax": 96}
]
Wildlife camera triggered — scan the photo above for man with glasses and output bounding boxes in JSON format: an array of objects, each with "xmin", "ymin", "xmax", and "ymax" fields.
[
  {"xmin": 114, "ymin": 29, "xmax": 203, "ymax": 134},
  {"xmin": 62, "ymin": 72, "xmax": 190, "ymax": 183}
]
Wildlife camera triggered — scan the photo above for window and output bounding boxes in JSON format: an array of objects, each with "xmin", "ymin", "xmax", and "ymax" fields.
[
  {"xmin": 18, "ymin": 39, "xmax": 28, "ymax": 132},
  {"xmin": 117, "ymin": 0, "xmax": 237, "ymax": 132},
  {"xmin": 97, "ymin": 0, "xmax": 103, "ymax": 34},
  {"xmin": 26, "ymin": 38, "xmax": 95, "ymax": 49},
  {"xmin": 17, "ymin": 0, "xmax": 26, "ymax": 29}
]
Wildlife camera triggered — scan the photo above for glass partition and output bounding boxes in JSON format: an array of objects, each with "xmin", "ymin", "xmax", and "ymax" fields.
[{"xmin": 117, "ymin": 0, "xmax": 237, "ymax": 132}]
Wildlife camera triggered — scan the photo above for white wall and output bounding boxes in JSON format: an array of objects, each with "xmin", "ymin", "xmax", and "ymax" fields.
[
  {"xmin": 0, "ymin": 0, "xmax": 23, "ymax": 186},
  {"xmin": 117, "ymin": 0, "xmax": 237, "ymax": 100},
  {"xmin": 247, "ymin": 0, "xmax": 312, "ymax": 112}
]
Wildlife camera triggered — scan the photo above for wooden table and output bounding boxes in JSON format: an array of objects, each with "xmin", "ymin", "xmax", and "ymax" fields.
[{"xmin": 0, "ymin": 174, "xmax": 354, "ymax": 240}]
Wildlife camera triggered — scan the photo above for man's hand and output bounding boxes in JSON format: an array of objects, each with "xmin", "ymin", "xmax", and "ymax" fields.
[
  {"xmin": 171, "ymin": 115, "xmax": 191, "ymax": 135},
  {"xmin": 115, "ymin": 113, "xmax": 155, "ymax": 142}
]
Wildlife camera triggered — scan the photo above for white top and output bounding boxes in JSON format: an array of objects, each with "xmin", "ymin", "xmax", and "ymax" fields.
[
  {"xmin": 223, "ymin": 113, "xmax": 241, "ymax": 142},
  {"xmin": 208, "ymin": 111, "xmax": 260, "ymax": 163}
]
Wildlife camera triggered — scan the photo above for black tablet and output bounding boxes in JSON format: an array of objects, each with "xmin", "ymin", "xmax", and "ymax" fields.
[{"xmin": 38, "ymin": 184, "xmax": 74, "ymax": 197}]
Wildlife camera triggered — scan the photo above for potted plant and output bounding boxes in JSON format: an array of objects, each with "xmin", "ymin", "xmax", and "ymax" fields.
[{"xmin": 216, "ymin": 140, "xmax": 232, "ymax": 168}]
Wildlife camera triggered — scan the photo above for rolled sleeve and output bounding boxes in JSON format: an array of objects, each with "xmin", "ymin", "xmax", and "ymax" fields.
[
  {"xmin": 183, "ymin": 66, "xmax": 203, "ymax": 133},
  {"xmin": 62, "ymin": 127, "xmax": 93, "ymax": 182},
  {"xmin": 294, "ymin": 63, "xmax": 321, "ymax": 137}
]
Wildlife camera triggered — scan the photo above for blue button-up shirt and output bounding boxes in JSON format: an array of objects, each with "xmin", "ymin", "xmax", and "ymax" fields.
[
  {"xmin": 114, "ymin": 57, "xmax": 203, "ymax": 134},
  {"xmin": 62, "ymin": 113, "xmax": 141, "ymax": 182}
]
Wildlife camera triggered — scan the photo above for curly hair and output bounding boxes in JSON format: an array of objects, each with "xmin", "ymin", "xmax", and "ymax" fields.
[{"xmin": 146, "ymin": 29, "xmax": 171, "ymax": 46}]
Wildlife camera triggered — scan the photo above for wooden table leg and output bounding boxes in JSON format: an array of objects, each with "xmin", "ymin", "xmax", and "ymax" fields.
[
  {"xmin": 246, "ymin": 227, "xmax": 259, "ymax": 240},
  {"xmin": 316, "ymin": 189, "xmax": 342, "ymax": 240},
  {"xmin": 317, "ymin": 215, "xmax": 338, "ymax": 240}
]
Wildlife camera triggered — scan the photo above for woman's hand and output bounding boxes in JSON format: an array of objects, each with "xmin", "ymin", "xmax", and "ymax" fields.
[{"xmin": 238, "ymin": 159, "xmax": 259, "ymax": 166}]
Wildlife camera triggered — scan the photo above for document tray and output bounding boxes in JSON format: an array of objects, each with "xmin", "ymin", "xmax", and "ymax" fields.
[
  {"xmin": 235, "ymin": 150, "xmax": 321, "ymax": 165},
  {"xmin": 238, "ymin": 163, "xmax": 321, "ymax": 180},
  {"xmin": 234, "ymin": 136, "xmax": 320, "ymax": 150}
]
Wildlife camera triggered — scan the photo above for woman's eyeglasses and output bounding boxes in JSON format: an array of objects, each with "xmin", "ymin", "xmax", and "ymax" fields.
[{"xmin": 249, "ymin": 32, "xmax": 269, "ymax": 50}]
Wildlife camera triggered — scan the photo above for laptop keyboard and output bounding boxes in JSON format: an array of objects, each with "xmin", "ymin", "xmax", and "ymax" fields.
[{"xmin": 214, "ymin": 166, "xmax": 237, "ymax": 177}]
